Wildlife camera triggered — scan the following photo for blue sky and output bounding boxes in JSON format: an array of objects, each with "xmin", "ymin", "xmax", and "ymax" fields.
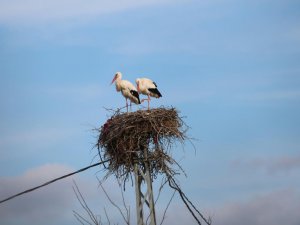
[{"xmin": 0, "ymin": 0, "xmax": 300, "ymax": 224}]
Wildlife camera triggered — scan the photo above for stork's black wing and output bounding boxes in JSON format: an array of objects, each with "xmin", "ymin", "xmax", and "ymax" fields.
[{"xmin": 130, "ymin": 90, "xmax": 141, "ymax": 104}]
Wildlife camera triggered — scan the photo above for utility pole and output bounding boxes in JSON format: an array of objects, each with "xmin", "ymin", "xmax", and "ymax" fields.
[{"xmin": 134, "ymin": 147, "xmax": 157, "ymax": 225}]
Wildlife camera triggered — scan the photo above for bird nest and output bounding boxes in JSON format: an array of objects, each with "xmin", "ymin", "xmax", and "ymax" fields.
[{"xmin": 97, "ymin": 107, "xmax": 188, "ymax": 180}]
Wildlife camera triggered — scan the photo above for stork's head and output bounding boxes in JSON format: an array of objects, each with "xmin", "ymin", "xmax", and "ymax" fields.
[
  {"xmin": 135, "ymin": 78, "xmax": 140, "ymax": 92},
  {"xmin": 111, "ymin": 72, "xmax": 122, "ymax": 85}
]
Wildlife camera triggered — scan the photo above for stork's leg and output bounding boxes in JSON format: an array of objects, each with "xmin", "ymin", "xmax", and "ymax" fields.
[
  {"xmin": 141, "ymin": 98, "xmax": 148, "ymax": 103},
  {"xmin": 147, "ymin": 94, "xmax": 151, "ymax": 110},
  {"xmin": 130, "ymin": 101, "xmax": 132, "ymax": 111},
  {"xmin": 141, "ymin": 95, "xmax": 151, "ymax": 109}
]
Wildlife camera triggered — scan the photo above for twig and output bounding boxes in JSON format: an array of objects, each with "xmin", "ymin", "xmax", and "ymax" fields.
[
  {"xmin": 73, "ymin": 181, "xmax": 99, "ymax": 225},
  {"xmin": 96, "ymin": 177, "xmax": 130, "ymax": 225},
  {"xmin": 117, "ymin": 178, "xmax": 130, "ymax": 221},
  {"xmin": 167, "ymin": 176, "xmax": 211, "ymax": 225},
  {"xmin": 104, "ymin": 207, "xmax": 111, "ymax": 225},
  {"xmin": 73, "ymin": 210, "xmax": 93, "ymax": 225},
  {"xmin": 155, "ymin": 178, "xmax": 169, "ymax": 204},
  {"xmin": 174, "ymin": 179, "xmax": 211, "ymax": 224},
  {"xmin": 160, "ymin": 190, "xmax": 176, "ymax": 225}
]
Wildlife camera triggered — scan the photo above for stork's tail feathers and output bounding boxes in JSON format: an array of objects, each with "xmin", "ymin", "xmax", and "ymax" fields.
[{"xmin": 148, "ymin": 88, "xmax": 162, "ymax": 98}]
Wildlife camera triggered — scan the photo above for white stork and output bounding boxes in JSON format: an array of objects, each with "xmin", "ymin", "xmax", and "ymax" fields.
[
  {"xmin": 135, "ymin": 78, "xmax": 162, "ymax": 109},
  {"xmin": 111, "ymin": 72, "xmax": 141, "ymax": 112}
]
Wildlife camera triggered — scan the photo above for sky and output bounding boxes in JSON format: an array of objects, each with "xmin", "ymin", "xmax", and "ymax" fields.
[{"xmin": 0, "ymin": 0, "xmax": 300, "ymax": 224}]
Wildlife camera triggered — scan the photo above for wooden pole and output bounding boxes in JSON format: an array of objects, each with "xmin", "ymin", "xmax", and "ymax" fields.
[
  {"xmin": 134, "ymin": 164, "xmax": 144, "ymax": 225},
  {"xmin": 134, "ymin": 147, "xmax": 157, "ymax": 225}
]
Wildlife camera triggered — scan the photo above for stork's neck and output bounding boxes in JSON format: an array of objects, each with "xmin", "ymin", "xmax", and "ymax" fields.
[{"xmin": 115, "ymin": 77, "xmax": 122, "ymax": 92}]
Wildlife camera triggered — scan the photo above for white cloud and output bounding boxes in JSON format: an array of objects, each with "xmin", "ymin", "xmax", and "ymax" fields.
[
  {"xmin": 163, "ymin": 189, "xmax": 300, "ymax": 225},
  {"xmin": 214, "ymin": 189, "xmax": 300, "ymax": 225},
  {"xmin": 0, "ymin": 164, "xmax": 77, "ymax": 225},
  {"xmin": 0, "ymin": 0, "xmax": 180, "ymax": 26},
  {"xmin": 0, "ymin": 164, "xmax": 129, "ymax": 225},
  {"xmin": 232, "ymin": 154, "xmax": 300, "ymax": 175},
  {"xmin": 2, "ymin": 163, "xmax": 299, "ymax": 225}
]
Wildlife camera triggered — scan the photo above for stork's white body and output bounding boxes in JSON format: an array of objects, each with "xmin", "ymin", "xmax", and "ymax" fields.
[
  {"xmin": 115, "ymin": 79, "xmax": 140, "ymax": 105},
  {"xmin": 136, "ymin": 78, "xmax": 162, "ymax": 109},
  {"xmin": 111, "ymin": 72, "xmax": 140, "ymax": 111}
]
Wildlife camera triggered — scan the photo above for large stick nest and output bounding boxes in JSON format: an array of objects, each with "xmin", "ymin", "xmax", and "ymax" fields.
[{"xmin": 97, "ymin": 107, "xmax": 187, "ymax": 180}]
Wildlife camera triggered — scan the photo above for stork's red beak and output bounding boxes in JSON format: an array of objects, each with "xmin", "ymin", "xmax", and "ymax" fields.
[
  {"xmin": 137, "ymin": 83, "xmax": 140, "ymax": 92},
  {"xmin": 111, "ymin": 76, "xmax": 116, "ymax": 85}
]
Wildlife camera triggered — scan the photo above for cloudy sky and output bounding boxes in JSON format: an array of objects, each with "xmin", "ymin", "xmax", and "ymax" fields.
[{"xmin": 0, "ymin": 0, "xmax": 300, "ymax": 224}]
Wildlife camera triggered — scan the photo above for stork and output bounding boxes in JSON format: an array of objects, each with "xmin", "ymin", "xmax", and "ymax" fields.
[
  {"xmin": 135, "ymin": 78, "xmax": 162, "ymax": 109},
  {"xmin": 111, "ymin": 72, "xmax": 141, "ymax": 112}
]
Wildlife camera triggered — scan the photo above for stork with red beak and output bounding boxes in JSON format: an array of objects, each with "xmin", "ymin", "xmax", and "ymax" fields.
[
  {"xmin": 136, "ymin": 78, "xmax": 162, "ymax": 109},
  {"xmin": 111, "ymin": 72, "xmax": 141, "ymax": 112}
]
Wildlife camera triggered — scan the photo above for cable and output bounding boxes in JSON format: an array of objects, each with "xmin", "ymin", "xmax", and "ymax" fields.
[{"xmin": 0, "ymin": 159, "xmax": 110, "ymax": 205}]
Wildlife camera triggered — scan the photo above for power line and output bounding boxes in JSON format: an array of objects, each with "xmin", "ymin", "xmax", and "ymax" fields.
[{"xmin": 0, "ymin": 159, "xmax": 110, "ymax": 205}]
